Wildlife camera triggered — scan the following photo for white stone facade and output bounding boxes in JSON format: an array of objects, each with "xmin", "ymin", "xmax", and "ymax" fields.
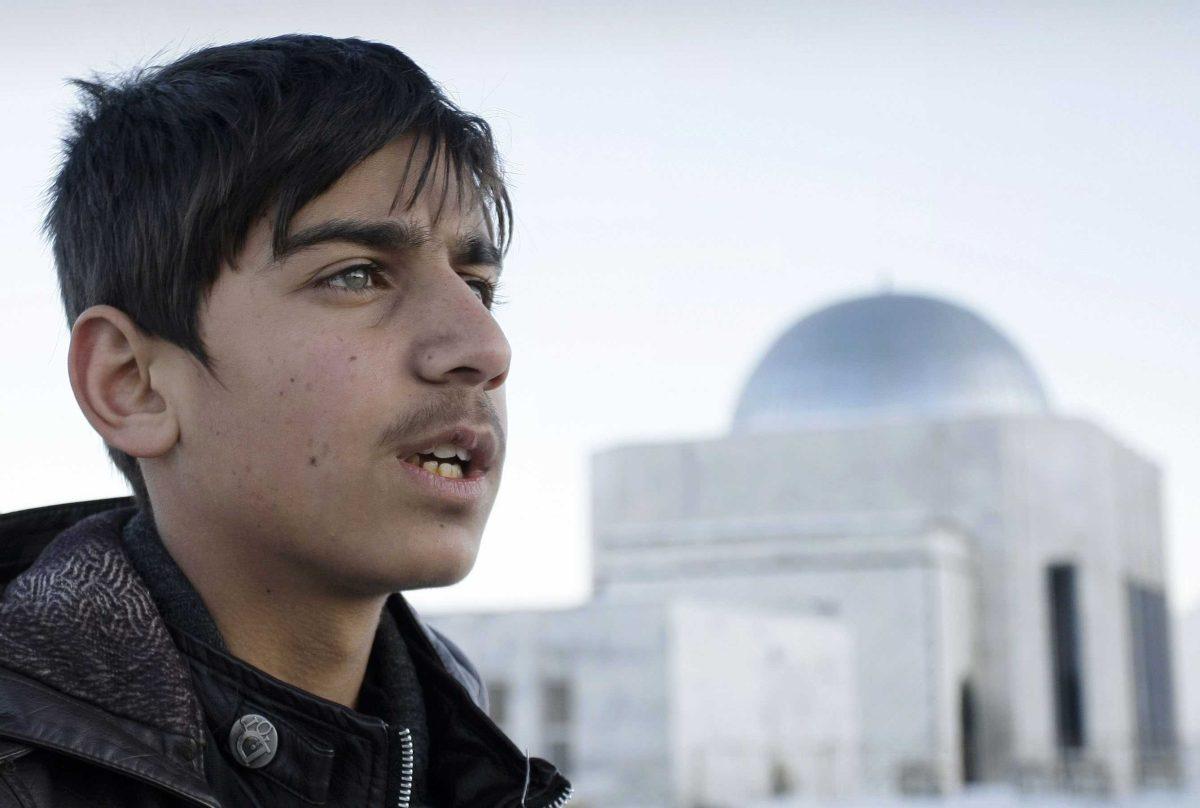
[
  {"xmin": 427, "ymin": 294, "xmax": 1179, "ymax": 806},
  {"xmin": 432, "ymin": 600, "xmax": 857, "ymax": 807}
]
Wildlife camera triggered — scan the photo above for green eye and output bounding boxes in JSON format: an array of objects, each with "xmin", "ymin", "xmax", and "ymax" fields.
[
  {"xmin": 319, "ymin": 264, "xmax": 384, "ymax": 294},
  {"xmin": 317, "ymin": 265, "xmax": 506, "ymax": 310}
]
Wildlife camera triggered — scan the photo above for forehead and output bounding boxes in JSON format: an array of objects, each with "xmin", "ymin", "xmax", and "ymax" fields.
[{"xmin": 287, "ymin": 135, "xmax": 488, "ymax": 237}]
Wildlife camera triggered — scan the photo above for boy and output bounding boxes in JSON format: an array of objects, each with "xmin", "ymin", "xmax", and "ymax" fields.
[{"xmin": 0, "ymin": 34, "xmax": 572, "ymax": 808}]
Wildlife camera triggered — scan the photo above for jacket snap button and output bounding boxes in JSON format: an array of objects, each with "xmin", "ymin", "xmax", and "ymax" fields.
[{"xmin": 228, "ymin": 714, "xmax": 278, "ymax": 769}]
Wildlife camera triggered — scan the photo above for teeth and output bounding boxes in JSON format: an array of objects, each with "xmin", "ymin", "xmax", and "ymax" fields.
[
  {"xmin": 407, "ymin": 456, "xmax": 463, "ymax": 479},
  {"xmin": 430, "ymin": 443, "xmax": 472, "ymax": 462}
]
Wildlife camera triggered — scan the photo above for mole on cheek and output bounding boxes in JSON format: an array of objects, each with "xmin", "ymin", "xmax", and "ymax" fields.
[
  {"xmin": 349, "ymin": 355, "xmax": 357, "ymax": 362},
  {"xmin": 309, "ymin": 456, "xmax": 319, "ymax": 467}
]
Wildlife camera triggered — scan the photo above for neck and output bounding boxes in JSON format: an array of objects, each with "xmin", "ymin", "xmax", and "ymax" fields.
[{"xmin": 152, "ymin": 507, "xmax": 387, "ymax": 710}]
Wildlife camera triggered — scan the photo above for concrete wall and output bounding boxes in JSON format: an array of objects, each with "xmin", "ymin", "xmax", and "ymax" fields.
[
  {"xmin": 429, "ymin": 605, "xmax": 674, "ymax": 807},
  {"xmin": 592, "ymin": 526, "xmax": 975, "ymax": 795},
  {"xmin": 590, "ymin": 413, "xmax": 1168, "ymax": 795},
  {"xmin": 427, "ymin": 412, "xmax": 1168, "ymax": 804},
  {"xmin": 666, "ymin": 601, "xmax": 857, "ymax": 806},
  {"xmin": 1176, "ymin": 605, "xmax": 1200, "ymax": 790},
  {"xmin": 430, "ymin": 600, "xmax": 859, "ymax": 808},
  {"xmin": 998, "ymin": 418, "xmax": 1167, "ymax": 794}
]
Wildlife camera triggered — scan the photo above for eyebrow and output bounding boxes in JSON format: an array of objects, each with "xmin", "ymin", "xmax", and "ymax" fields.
[
  {"xmin": 454, "ymin": 234, "xmax": 504, "ymax": 273},
  {"xmin": 271, "ymin": 218, "xmax": 502, "ymax": 275}
]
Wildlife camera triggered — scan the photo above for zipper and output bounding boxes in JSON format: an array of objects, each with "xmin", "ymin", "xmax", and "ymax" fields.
[
  {"xmin": 389, "ymin": 598, "xmax": 574, "ymax": 808},
  {"xmin": 542, "ymin": 783, "xmax": 574, "ymax": 807},
  {"xmin": 519, "ymin": 752, "xmax": 573, "ymax": 808},
  {"xmin": 391, "ymin": 725, "xmax": 572, "ymax": 808},
  {"xmin": 396, "ymin": 727, "xmax": 413, "ymax": 808}
]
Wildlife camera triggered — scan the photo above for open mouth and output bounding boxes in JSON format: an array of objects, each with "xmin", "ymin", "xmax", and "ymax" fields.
[{"xmin": 400, "ymin": 452, "xmax": 471, "ymax": 480}]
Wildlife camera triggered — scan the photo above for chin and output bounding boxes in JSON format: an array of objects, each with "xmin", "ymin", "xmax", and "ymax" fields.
[
  {"xmin": 397, "ymin": 536, "xmax": 481, "ymax": 591},
  {"xmin": 421, "ymin": 553, "xmax": 479, "ymax": 589}
]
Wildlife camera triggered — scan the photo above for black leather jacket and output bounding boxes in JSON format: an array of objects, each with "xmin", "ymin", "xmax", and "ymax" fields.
[{"xmin": 0, "ymin": 498, "xmax": 572, "ymax": 807}]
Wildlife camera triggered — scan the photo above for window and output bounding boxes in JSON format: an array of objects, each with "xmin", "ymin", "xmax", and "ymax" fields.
[
  {"xmin": 486, "ymin": 679, "xmax": 509, "ymax": 727},
  {"xmin": 547, "ymin": 741, "xmax": 572, "ymax": 774},
  {"xmin": 1047, "ymin": 564, "xmax": 1085, "ymax": 750},
  {"xmin": 542, "ymin": 678, "xmax": 571, "ymax": 724},
  {"xmin": 541, "ymin": 677, "xmax": 572, "ymax": 774},
  {"xmin": 1127, "ymin": 580, "xmax": 1180, "ymax": 785}
]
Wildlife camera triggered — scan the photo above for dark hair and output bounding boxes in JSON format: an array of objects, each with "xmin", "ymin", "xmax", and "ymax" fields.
[{"xmin": 45, "ymin": 35, "xmax": 512, "ymax": 514}]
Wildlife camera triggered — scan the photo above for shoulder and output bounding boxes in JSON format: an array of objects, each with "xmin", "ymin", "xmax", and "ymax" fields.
[
  {"xmin": 383, "ymin": 593, "xmax": 495, "ymax": 714},
  {"xmin": 0, "ymin": 741, "xmax": 179, "ymax": 807},
  {"xmin": 0, "ymin": 497, "xmax": 136, "ymax": 591},
  {"xmin": 0, "ymin": 740, "xmax": 32, "ymax": 808},
  {"xmin": 411, "ymin": 613, "xmax": 490, "ymax": 714}
]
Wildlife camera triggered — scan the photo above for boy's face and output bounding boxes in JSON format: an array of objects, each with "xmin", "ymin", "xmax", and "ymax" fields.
[{"xmin": 154, "ymin": 136, "xmax": 510, "ymax": 595}]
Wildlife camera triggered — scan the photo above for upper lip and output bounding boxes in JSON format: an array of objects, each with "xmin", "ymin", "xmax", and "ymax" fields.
[{"xmin": 396, "ymin": 424, "xmax": 498, "ymax": 474}]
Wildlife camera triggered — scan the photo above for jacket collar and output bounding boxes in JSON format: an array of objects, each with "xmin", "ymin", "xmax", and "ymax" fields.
[
  {"xmin": 119, "ymin": 504, "xmax": 432, "ymax": 807},
  {"xmin": 0, "ymin": 499, "xmax": 216, "ymax": 805},
  {"xmin": 0, "ymin": 498, "xmax": 572, "ymax": 807},
  {"xmin": 388, "ymin": 593, "xmax": 573, "ymax": 807}
]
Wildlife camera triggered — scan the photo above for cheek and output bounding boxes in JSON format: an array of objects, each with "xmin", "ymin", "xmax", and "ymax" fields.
[
  {"xmin": 271, "ymin": 343, "xmax": 373, "ymax": 467},
  {"xmin": 195, "ymin": 338, "xmax": 373, "ymax": 481}
]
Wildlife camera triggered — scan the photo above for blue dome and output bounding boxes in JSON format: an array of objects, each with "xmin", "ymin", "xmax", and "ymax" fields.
[{"xmin": 731, "ymin": 293, "xmax": 1049, "ymax": 432}]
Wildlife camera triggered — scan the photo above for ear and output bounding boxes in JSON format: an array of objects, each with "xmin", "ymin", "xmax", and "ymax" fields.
[{"xmin": 67, "ymin": 305, "xmax": 180, "ymax": 459}]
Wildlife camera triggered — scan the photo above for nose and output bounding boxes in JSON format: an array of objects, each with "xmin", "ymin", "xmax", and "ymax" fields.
[{"xmin": 408, "ymin": 268, "xmax": 511, "ymax": 392}]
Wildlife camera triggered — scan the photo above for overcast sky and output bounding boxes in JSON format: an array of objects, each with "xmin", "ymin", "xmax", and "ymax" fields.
[{"xmin": 2, "ymin": 2, "xmax": 1197, "ymax": 615}]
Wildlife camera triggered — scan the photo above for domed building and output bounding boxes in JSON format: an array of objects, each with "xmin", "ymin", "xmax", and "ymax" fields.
[
  {"xmin": 731, "ymin": 293, "xmax": 1050, "ymax": 430},
  {"xmin": 432, "ymin": 292, "xmax": 1179, "ymax": 806}
]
